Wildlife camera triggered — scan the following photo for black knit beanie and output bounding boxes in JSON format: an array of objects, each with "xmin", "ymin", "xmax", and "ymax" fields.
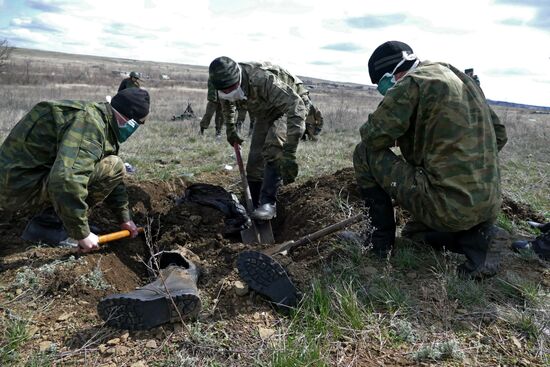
[
  {"xmin": 209, "ymin": 56, "xmax": 241, "ymax": 90},
  {"xmin": 368, "ymin": 41, "xmax": 415, "ymax": 84},
  {"xmin": 111, "ymin": 88, "xmax": 150, "ymax": 120}
]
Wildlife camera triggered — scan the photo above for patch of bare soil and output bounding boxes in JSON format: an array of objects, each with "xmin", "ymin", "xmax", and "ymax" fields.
[{"xmin": 0, "ymin": 168, "xmax": 547, "ymax": 365}]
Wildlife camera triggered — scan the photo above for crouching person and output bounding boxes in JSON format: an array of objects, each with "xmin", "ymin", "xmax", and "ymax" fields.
[
  {"xmin": 354, "ymin": 41, "xmax": 509, "ymax": 279},
  {"xmin": 0, "ymin": 88, "xmax": 150, "ymax": 253}
]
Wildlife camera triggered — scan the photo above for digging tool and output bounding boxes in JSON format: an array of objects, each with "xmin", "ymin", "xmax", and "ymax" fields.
[
  {"xmin": 263, "ymin": 214, "xmax": 364, "ymax": 256},
  {"xmin": 233, "ymin": 143, "xmax": 275, "ymax": 244},
  {"xmin": 98, "ymin": 227, "xmax": 144, "ymax": 244}
]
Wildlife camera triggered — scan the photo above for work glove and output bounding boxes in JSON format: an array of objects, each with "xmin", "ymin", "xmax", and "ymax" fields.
[
  {"xmin": 226, "ymin": 124, "xmax": 244, "ymax": 147},
  {"xmin": 279, "ymin": 155, "xmax": 298, "ymax": 185},
  {"xmin": 77, "ymin": 232, "xmax": 99, "ymax": 253}
]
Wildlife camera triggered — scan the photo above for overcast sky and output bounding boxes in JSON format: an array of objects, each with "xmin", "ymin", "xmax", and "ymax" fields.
[{"xmin": 1, "ymin": 0, "xmax": 549, "ymax": 106}]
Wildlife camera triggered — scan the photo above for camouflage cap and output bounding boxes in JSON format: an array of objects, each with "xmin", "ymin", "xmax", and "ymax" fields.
[
  {"xmin": 368, "ymin": 41, "xmax": 415, "ymax": 84},
  {"xmin": 111, "ymin": 88, "xmax": 150, "ymax": 120},
  {"xmin": 209, "ymin": 56, "xmax": 240, "ymax": 90},
  {"xmin": 129, "ymin": 71, "xmax": 140, "ymax": 79}
]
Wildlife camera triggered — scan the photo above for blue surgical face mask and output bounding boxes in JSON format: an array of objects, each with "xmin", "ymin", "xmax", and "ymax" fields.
[
  {"xmin": 377, "ymin": 73, "xmax": 396, "ymax": 96},
  {"xmin": 376, "ymin": 51, "xmax": 419, "ymax": 96}
]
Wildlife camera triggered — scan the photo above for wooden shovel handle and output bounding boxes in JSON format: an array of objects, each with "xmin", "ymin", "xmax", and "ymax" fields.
[{"xmin": 98, "ymin": 227, "xmax": 144, "ymax": 244}]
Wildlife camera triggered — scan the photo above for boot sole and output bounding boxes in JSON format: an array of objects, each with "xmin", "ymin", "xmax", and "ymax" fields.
[
  {"xmin": 237, "ymin": 250, "xmax": 298, "ymax": 310},
  {"xmin": 97, "ymin": 292, "xmax": 201, "ymax": 330}
]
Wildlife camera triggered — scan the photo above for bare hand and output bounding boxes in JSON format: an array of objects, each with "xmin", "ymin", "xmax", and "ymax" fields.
[
  {"xmin": 120, "ymin": 220, "xmax": 139, "ymax": 238},
  {"xmin": 77, "ymin": 232, "xmax": 99, "ymax": 253}
]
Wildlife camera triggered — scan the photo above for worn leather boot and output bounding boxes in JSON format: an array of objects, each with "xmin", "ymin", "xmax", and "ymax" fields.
[
  {"xmin": 21, "ymin": 207, "xmax": 68, "ymax": 245},
  {"xmin": 97, "ymin": 247, "xmax": 201, "ymax": 330},
  {"xmin": 360, "ymin": 186, "xmax": 396, "ymax": 258},
  {"xmin": 252, "ymin": 203, "xmax": 277, "ymax": 220},
  {"xmin": 511, "ymin": 223, "xmax": 550, "ymax": 261},
  {"xmin": 456, "ymin": 222, "xmax": 509, "ymax": 279}
]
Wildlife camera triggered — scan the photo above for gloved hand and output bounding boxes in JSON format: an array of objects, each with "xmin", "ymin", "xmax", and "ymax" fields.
[
  {"xmin": 120, "ymin": 220, "xmax": 139, "ymax": 238},
  {"xmin": 226, "ymin": 124, "xmax": 244, "ymax": 147},
  {"xmin": 279, "ymin": 150, "xmax": 298, "ymax": 185},
  {"xmin": 78, "ymin": 232, "xmax": 99, "ymax": 253}
]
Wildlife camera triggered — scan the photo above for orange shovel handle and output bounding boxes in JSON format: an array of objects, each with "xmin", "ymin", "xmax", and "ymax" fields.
[{"xmin": 98, "ymin": 227, "xmax": 144, "ymax": 244}]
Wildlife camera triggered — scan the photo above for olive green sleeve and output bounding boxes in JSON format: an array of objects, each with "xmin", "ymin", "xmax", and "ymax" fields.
[
  {"xmin": 489, "ymin": 107, "xmax": 508, "ymax": 151},
  {"xmin": 360, "ymin": 77, "xmax": 418, "ymax": 151},
  {"xmin": 221, "ymin": 99, "xmax": 237, "ymax": 129},
  {"xmin": 47, "ymin": 109, "xmax": 104, "ymax": 239}
]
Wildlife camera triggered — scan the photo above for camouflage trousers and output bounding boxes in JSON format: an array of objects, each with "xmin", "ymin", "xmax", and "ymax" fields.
[
  {"xmin": 0, "ymin": 155, "xmax": 125, "ymax": 213},
  {"xmin": 200, "ymin": 100, "xmax": 223, "ymax": 132},
  {"xmin": 353, "ymin": 142, "xmax": 494, "ymax": 232},
  {"xmin": 246, "ymin": 116, "xmax": 288, "ymax": 182}
]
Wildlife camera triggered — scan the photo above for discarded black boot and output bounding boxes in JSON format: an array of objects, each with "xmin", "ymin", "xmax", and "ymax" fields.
[
  {"xmin": 456, "ymin": 222, "xmax": 509, "ymax": 279},
  {"xmin": 97, "ymin": 247, "xmax": 201, "ymax": 330},
  {"xmin": 21, "ymin": 207, "xmax": 68, "ymax": 245},
  {"xmin": 237, "ymin": 250, "xmax": 299, "ymax": 312},
  {"xmin": 511, "ymin": 223, "xmax": 550, "ymax": 261},
  {"xmin": 360, "ymin": 187, "xmax": 396, "ymax": 258}
]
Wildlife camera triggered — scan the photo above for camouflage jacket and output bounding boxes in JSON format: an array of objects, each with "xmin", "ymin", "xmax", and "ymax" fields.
[
  {"xmin": 360, "ymin": 61, "xmax": 508, "ymax": 230},
  {"xmin": 221, "ymin": 61, "xmax": 308, "ymax": 148},
  {"xmin": 207, "ymin": 78, "xmax": 219, "ymax": 103},
  {"xmin": 118, "ymin": 78, "xmax": 140, "ymax": 92},
  {"xmin": 306, "ymin": 104, "xmax": 324, "ymax": 130},
  {"xmin": 0, "ymin": 101, "xmax": 130, "ymax": 239}
]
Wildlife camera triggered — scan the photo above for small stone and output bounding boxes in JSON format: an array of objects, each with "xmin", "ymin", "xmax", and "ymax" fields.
[
  {"xmin": 511, "ymin": 336, "xmax": 522, "ymax": 349},
  {"xmin": 107, "ymin": 337, "xmax": 120, "ymax": 345},
  {"xmin": 145, "ymin": 340, "xmax": 157, "ymax": 349},
  {"xmin": 98, "ymin": 344, "xmax": 108, "ymax": 353},
  {"xmin": 131, "ymin": 361, "xmax": 147, "ymax": 367},
  {"xmin": 234, "ymin": 280, "xmax": 249, "ymax": 296},
  {"xmin": 116, "ymin": 345, "xmax": 129, "ymax": 355},
  {"xmin": 15, "ymin": 288, "xmax": 23, "ymax": 295},
  {"xmin": 106, "ymin": 347, "xmax": 116, "ymax": 354},
  {"xmin": 78, "ymin": 300, "xmax": 90, "ymax": 305},
  {"xmin": 39, "ymin": 341, "xmax": 52, "ymax": 352},
  {"xmin": 258, "ymin": 327, "xmax": 275, "ymax": 340},
  {"xmin": 120, "ymin": 332, "xmax": 129, "ymax": 342},
  {"xmin": 57, "ymin": 312, "xmax": 74, "ymax": 322},
  {"xmin": 252, "ymin": 312, "xmax": 261, "ymax": 320}
]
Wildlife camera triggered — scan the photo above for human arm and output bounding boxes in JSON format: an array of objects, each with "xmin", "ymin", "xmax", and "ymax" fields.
[
  {"xmin": 489, "ymin": 107, "xmax": 507, "ymax": 151},
  {"xmin": 221, "ymin": 99, "xmax": 243, "ymax": 146}
]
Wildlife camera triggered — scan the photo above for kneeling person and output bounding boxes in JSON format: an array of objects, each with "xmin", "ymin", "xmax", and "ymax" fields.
[
  {"xmin": 0, "ymin": 88, "xmax": 150, "ymax": 252},
  {"xmin": 354, "ymin": 41, "xmax": 508, "ymax": 278}
]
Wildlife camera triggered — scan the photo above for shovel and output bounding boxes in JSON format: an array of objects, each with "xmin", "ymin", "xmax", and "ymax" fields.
[
  {"xmin": 65, "ymin": 227, "xmax": 145, "ymax": 250},
  {"xmin": 233, "ymin": 143, "xmax": 275, "ymax": 244},
  {"xmin": 263, "ymin": 213, "xmax": 364, "ymax": 256}
]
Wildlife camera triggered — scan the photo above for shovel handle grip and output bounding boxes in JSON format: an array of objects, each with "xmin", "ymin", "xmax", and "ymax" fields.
[{"xmin": 98, "ymin": 227, "xmax": 144, "ymax": 244}]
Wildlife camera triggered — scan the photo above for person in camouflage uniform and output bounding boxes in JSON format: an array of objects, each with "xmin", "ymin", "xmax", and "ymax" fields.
[
  {"xmin": 354, "ymin": 41, "xmax": 508, "ymax": 278},
  {"xmin": 199, "ymin": 79, "xmax": 224, "ymax": 138},
  {"xmin": 235, "ymin": 100, "xmax": 252, "ymax": 135},
  {"xmin": 118, "ymin": 71, "xmax": 141, "ymax": 92},
  {"xmin": 0, "ymin": 88, "xmax": 150, "ymax": 253},
  {"xmin": 464, "ymin": 68, "xmax": 481, "ymax": 87},
  {"xmin": 208, "ymin": 56, "xmax": 310, "ymax": 220},
  {"xmin": 301, "ymin": 103, "xmax": 324, "ymax": 141}
]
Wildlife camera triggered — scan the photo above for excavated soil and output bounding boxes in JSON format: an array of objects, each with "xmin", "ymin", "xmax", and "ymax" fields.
[{"xmin": 0, "ymin": 167, "xmax": 547, "ymax": 364}]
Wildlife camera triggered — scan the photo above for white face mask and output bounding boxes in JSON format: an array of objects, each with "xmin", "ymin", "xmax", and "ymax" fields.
[{"xmin": 218, "ymin": 64, "xmax": 247, "ymax": 102}]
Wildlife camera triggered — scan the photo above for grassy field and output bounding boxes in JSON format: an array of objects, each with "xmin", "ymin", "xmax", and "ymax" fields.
[{"xmin": 0, "ymin": 48, "xmax": 548, "ymax": 366}]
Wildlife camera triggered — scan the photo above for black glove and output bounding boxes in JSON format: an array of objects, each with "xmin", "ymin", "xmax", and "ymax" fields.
[{"xmin": 226, "ymin": 124, "xmax": 243, "ymax": 147}]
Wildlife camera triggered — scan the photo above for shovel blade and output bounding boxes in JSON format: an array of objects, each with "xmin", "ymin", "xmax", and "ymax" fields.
[{"xmin": 240, "ymin": 220, "xmax": 275, "ymax": 245}]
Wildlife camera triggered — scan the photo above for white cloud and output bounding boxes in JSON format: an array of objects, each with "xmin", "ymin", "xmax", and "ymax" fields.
[{"xmin": 1, "ymin": 0, "xmax": 550, "ymax": 105}]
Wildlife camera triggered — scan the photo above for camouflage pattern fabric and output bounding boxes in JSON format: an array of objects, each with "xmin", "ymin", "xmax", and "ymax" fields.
[
  {"xmin": 199, "ymin": 100, "xmax": 223, "ymax": 131},
  {"xmin": 303, "ymin": 104, "xmax": 324, "ymax": 140},
  {"xmin": 353, "ymin": 61, "xmax": 508, "ymax": 232},
  {"xmin": 0, "ymin": 100, "xmax": 131, "ymax": 239},
  {"xmin": 118, "ymin": 77, "xmax": 140, "ymax": 92},
  {"xmin": 207, "ymin": 79, "xmax": 218, "ymax": 103},
  {"xmin": 220, "ymin": 61, "xmax": 308, "ymax": 180}
]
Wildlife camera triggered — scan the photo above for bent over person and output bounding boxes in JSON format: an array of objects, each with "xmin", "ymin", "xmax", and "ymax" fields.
[
  {"xmin": 354, "ymin": 41, "xmax": 508, "ymax": 278},
  {"xmin": 208, "ymin": 56, "xmax": 309, "ymax": 220},
  {"xmin": 0, "ymin": 88, "xmax": 150, "ymax": 252}
]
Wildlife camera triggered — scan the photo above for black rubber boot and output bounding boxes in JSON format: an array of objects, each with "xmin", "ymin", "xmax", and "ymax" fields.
[
  {"xmin": 511, "ymin": 224, "xmax": 550, "ymax": 261},
  {"xmin": 360, "ymin": 187, "xmax": 396, "ymax": 258},
  {"xmin": 401, "ymin": 222, "xmax": 462, "ymax": 253},
  {"xmin": 21, "ymin": 207, "xmax": 68, "ymax": 245},
  {"xmin": 237, "ymin": 250, "xmax": 299, "ymax": 312},
  {"xmin": 456, "ymin": 222, "xmax": 509, "ymax": 279},
  {"xmin": 97, "ymin": 247, "xmax": 201, "ymax": 330},
  {"xmin": 248, "ymin": 180, "xmax": 262, "ymax": 208}
]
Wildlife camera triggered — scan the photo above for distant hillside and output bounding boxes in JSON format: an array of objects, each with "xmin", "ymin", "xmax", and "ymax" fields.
[{"xmin": 487, "ymin": 99, "xmax": 550, "ymax": 112}]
